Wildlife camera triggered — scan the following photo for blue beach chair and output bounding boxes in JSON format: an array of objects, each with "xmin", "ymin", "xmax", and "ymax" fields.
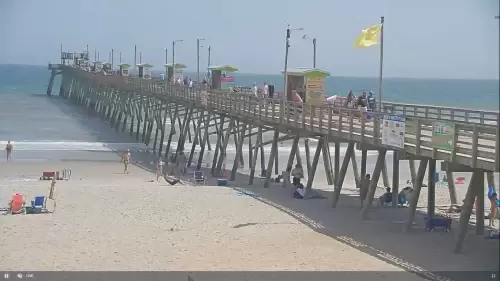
[{"xmin": 193, "ymin": 170, "xmax": 205, "ymax": 185}]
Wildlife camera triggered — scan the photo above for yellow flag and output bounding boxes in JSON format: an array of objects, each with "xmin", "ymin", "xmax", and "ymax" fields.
[{"xmin": 354, "ymin": 24, "xmax": 382, "ymax": 48}]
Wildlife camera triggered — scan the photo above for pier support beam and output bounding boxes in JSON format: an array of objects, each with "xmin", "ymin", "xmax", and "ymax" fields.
[
  {"xmin": 427, "ymin": 159, "xmax": 437, "ymax": 221},
  {"xmin": 360, "ymin": 150, "xmax": 387, "ymax": 220},
  {"xmin": 403, "ymin": 159, "xmax": 429, "ymax": 233},
  {"xmin": 46, "ymin": 70, "xmax": 56, "ymax": 96},
  {"xmin": 230, "ymin": 123, "xmax": 247, "ymax": 181},
  {"xmin": 211, "ymin": 115, "xmax": 225, "ymax": 175},
  {"xmin": 331, "ymin": 142, "xmax": 355, "ymax": 208},
  {"xmin": 305, "ymin": 137, "xmax": 324, "ymax": 198},
  {"xmin": 164, "ymin": 106, "xmax": 179, "ymax": 158},
  {"xmin": 264, "ymin": 130, "xmax": 279, "ymax": 188},
  {"xmin": 360, "ymin": 149, "xmax": 367, "ymax": 181},
  {"xmin": 249, "ymin": 127, "xmax": 263, "ymax": 185},
  {"xmin": 454, "ymin": 171, "xmax": 481, "ymax": 253},
  {"xmin": 445, "ymin": 168, "xmax": 458, "ymax": 205},
  {"xmin": 392, "ymin": 151, "xmax": 400, "ymax": 208},
  {"xmin": 216, "ymin": 120, "xmax": 235, "ymax": 175},
  {"xmin": 476, "ymin": 170, "xmax": 485, "ymax": 235},
  {"xmin": 196, "ymin": 112, "xmax": 211, "ymax": 170},
  {"xmin": 304, "ymin": 139, "xmax": 312, "ymax": 176},
  {"xmin": 322, "ymin": 140, "xmax": 334, "ymax": 185}
]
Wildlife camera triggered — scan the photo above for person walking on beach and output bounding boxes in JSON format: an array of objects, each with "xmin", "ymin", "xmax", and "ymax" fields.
[
  {"xmin": 121, "ymin": 149, "xmax": 131, "ymax": 174},
  {"xmin": 360, "ymin": 174, "xmax": 370, "ymax": 208},
  {"xmin": 176, "ymin": 151, "xmax": 187, "ymax": 175},
  {"xmin": 489, "ymin": 192, "xmax": 498, "ymax": 226},
  {"xmin": 291, "ymin": 164, "xmax": 304, "ymax": 187},
  {"xmin": 156, "ymin": 158, "xmax": 165, "ymax": 182},
  {"xmin": 5, "ymin": 141, "xmax": 13, "ymax": 162}
]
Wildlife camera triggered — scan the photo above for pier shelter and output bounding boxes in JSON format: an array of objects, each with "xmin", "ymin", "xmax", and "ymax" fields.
[
  {"xmin": 118, "ymin": 64, "xmax": 130, "ymax": 77},
  {"xmin": 283, "ymin": 68, "xmax": 329, "ymax": 104},
  {"xmin": 165, "ymin": 63, "xmax": 186, "ymax": 82},
  {"xmin": 208, "ymin": 65, "xmax": 238, "ymax": 90},
  {"xmin": 136, "ymin": 63, "xmax": 153, "ymax": 79},
  {"xmin": 101, "ymin": 62, "xmax": 112, "ymax": 74}
]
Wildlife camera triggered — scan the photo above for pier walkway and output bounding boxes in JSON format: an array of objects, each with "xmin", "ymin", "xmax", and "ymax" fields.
[{"xmin": 49, "ymin": 63, "xmax": 499, "ymax": 254}]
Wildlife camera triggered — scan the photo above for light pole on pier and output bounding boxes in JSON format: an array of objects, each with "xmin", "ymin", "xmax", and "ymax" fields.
[
  {"xmin": 111, "ymin": 49, "xmax": 114, "ymax": 71},
  {"xmin": 197, "ymin": 37, "xmax": 206, "ymax": 83},
  {"xmin": 119, "ymin": 52, "xmax": 122, "ymax": 65},
  {"xmin": 283, "ymin": 25, "xmax": 304, "ymax": 100},
  {"xmin": 139, "ymin": 51, "xmax": 142, "ymax": 64},
  {"xmin": 302, "ymin": 35, "xmax": 317, "ymax": 68},
  {"xmin": 165, "ymin": 48, "xmax": 168, "ymax": 65},
  {"xmin": 172, "ymin": 39, "xmax": 183, "ymax": 82},
  {"xmin": 134, "ymin": 44, "xmax": 137, "ymax": 76}
]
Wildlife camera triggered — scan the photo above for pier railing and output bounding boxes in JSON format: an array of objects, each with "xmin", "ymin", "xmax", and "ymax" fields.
[
  {"xmin": 382, "ymin": 102, "xmax": 499, "ymax": 125},
  {"xmin": 65, "ymin": 67, "xmax": 500, "ymax": 172}
]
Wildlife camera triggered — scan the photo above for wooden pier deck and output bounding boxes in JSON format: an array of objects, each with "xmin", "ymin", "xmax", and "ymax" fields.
[{"xmin": 50, "ymin": 64, "xmax": 499, "ymax": 254}]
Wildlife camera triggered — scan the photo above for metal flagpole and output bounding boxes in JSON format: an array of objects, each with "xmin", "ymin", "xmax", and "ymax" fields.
[
  {"xmin": 134, "ymin": 44, "xmax": 137, "ymax": 76},
  {"xmin": 377, "ymin": 16, "xmax": 385, "ymax": 112}
]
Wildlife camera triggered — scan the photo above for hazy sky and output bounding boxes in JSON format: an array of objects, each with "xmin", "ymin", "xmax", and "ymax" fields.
[{"xmin": 0, "ymin": 0, "xmax": 499, "ymax": 79}]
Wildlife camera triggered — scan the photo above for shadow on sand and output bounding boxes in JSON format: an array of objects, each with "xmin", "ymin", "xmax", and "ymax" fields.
[{"xmin": 130, "ymin": 151, "xmax": 499, "ymax": 281}]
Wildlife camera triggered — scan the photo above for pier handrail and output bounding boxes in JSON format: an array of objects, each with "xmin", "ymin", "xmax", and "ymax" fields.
[
  {"xmin": 381, "ymin": 102, "xmax": 499, "ymax": 125},
  {"xmin": 64, "ymin": 66, "xmax": 500, "ymax": 172}
]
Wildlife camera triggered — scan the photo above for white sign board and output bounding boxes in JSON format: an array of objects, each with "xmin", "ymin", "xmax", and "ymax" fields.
[
  {"xmin": 174, "ymin": 69, "xmax": 183, "ymax": 82},
  {"xmin": 143, "ymin": 68, "xmax": 152, "ymax": 79},
  {"xmin": 381, "ymin": 115, "xmax": 405, "ymax": 149}
]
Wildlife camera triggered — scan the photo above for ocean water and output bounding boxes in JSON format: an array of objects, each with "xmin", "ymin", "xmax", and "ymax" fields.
[
  {"xmin": 0, "ymin": 64, "xmax": 498, "ymax": 160},
  {"xmin": 1, "ymin": 64, "xmax": 498, "ymax": 110}
]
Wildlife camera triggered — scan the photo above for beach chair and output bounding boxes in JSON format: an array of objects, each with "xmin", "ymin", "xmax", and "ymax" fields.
[
  {"xmin": 193, "ymin": 170, "xmax": 206, "ymax": 185},
  {"xmin": 27, "ymin": 196, "xmax": 49, "ymax": 214},
  {"xmin": 7, "ymin": 193, "xmax": 25, "ymax": 215}
]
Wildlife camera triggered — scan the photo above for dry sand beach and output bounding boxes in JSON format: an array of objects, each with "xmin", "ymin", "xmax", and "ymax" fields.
[{"xmin": 0, "ymin": 95, "xmax": 499, "ymax": 281}]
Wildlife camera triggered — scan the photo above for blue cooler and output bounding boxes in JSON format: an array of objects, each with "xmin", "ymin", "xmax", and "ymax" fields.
[{"xmin": 217, "ymin": 179, "xmax": 228, "ymax": 186}]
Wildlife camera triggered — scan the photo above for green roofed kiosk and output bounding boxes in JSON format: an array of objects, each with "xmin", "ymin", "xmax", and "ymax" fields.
[
  {"xmin": 208, "ymin": 65, "xmax": 238, "ymax": 90},
  {"xmin": 281, "ymin": 67, "xmax": 330, "ymax": 106},
  {"xmin": 137, "ymin": 63, "xmax": 153, "ymax": 79},
  {"xmin": 165, "ymin": 63, "xmax": 186, "ymax": 82},
  {"xmin": 119, "ymin": 63, "xmax": 130, "ymax": 77},
  {"xmin": 101, "ymin": 62, "xmax": 112, "ymax": 74}
]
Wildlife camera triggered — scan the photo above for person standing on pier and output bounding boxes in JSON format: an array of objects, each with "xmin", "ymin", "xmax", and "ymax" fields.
[
  {"xmin": 5, "ymin": 140, "xmax": 13, "ymax": 162},
  {"xmin": 263, "ymin": 82, "xmax": 269, "ymax": 98},
  {"xmin": 367, "ymin": 92, "xmax": 376, "ymax": 111},
  {"xmin": 253, "ymin": 83, "xmax": 258, "ymax": 97}
]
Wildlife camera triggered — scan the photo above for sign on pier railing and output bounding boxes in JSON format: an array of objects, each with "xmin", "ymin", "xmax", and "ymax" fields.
[
  {"xmin": 382, "ymin": 114, "xmax": 405, "ymax": 149},
  {"xmin": 431, "ymin": 122, "xmax": 455, "ymax": 151}
]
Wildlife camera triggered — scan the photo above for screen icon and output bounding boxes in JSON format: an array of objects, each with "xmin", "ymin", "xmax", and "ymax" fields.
[
  {"xmin": 4, "ymin": 273, "xmax": 9, "ymax": 279},
  {"xmin": 16, "ymin": 274, "xmax": 22, "ymax": 279}
]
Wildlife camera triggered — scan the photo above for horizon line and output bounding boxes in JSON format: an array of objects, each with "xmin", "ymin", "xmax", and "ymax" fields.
[{"xmin": 0, "ymin": 63, "xmax": 498, "ymax": 81}]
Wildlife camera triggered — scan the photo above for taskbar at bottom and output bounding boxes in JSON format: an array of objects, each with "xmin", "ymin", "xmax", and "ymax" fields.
[{"xmin": 2, "ymin": 271, "xmax": 499, "ymax": 281}]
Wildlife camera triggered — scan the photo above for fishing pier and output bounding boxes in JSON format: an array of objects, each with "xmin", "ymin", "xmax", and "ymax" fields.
[{"xmin": 47, "ymin": 57, "xmax": 499, "ymax": 254}]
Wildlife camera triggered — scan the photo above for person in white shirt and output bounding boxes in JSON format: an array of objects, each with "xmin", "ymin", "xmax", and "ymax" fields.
[
  {"xmin": 156, "ymin": 158, "xmax": 165, "ymax": 182},
  {"xmin": 253, "ymin": 83, "xmax": 258, "ymax": 97},
  {"xmin": 263, "ymin": 82, "xmax": 269, "ymax": 98},
  {"xmin": 189, "ymin": 79, "xmax": 193, "ymax": 89},
  {"xmin": 291, "ymin": 164, "xmax": 304, "ymax": 186}
]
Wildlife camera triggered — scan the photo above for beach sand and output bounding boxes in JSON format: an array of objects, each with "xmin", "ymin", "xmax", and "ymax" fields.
[
  {"xmin": 0, "ymin": 96, "xmax": 498, "ymax": 281},
  {"xmin": 0, "ymin": 149, "xmax": 498, "ymax": 281}
]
